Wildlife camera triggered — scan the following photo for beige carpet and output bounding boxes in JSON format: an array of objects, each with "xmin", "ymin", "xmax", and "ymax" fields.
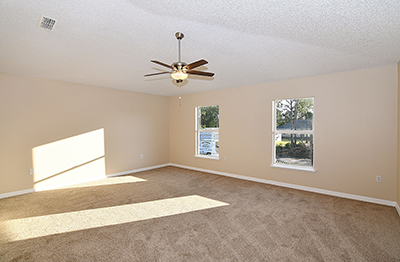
[{"xmin": 1, "ymin": 166, "xmax": 400, "ymax": 261}]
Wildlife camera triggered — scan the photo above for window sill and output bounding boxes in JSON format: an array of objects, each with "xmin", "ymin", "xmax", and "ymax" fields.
[
  {"xmin": 194, "ymin": 155, "xmax": 220, "ymax": 160},
  {"xmin": 271, "ymin": 164, "xmax": 316, "ymax": 173}
]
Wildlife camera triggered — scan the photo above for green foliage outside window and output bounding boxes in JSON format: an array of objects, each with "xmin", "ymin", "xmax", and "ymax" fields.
[
  {"xmin": 276, "ymin": 98, "xmax": 313, "ymax": 128},
  {"xmin": 199, "ymin": 105, "xmax": 219, "ymax": 129}
]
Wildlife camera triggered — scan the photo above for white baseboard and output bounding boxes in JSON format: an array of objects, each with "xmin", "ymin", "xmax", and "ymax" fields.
[
  {"xmin": 107, "ymin": 163, "xmax": 170, "ymax": 178},
  {"xmin": 34, "ymin": 176, "xmax": 109, "ymax": 192},
  {"xmin": 0, "ymin": 188, "xmax": 35, "ymax": 199},
  {"xmin": 1, "ymin": 163, "xmax": 398, "ymax": 218},
  {"xmin": 396, "ymin": 202, "xmax": 400, "ymax": 217},
  {"xmin": 170, "ymin": 163, "xmax": 397, "ymax": 208},
  {"xmin": 0, "ymin": 163, "xmax": 170, "ymax": 200}
]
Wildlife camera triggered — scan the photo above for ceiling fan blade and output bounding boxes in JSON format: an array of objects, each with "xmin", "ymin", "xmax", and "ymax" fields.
[
  {"xmin": 151, "ymin": 60, "xmax": 172, "ymax": 69},
  {"xmin": 185, "ymin": 59, "xmax": 208, "ymax": 70},
  {"xmin": 144, "ymin": 71, "xmax": 170, "ymax": 77},
  {"xmin": 187, "ymin": 70, "xmax": 215, "ymax": 77}
]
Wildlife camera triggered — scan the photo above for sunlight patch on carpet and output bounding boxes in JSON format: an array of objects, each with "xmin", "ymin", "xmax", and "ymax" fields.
[{"xmin": 1, "ymin": 195, "xmax": 229, "ymax": 242}]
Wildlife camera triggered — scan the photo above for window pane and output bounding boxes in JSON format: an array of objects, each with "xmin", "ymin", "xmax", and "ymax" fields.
[
  {"xmin": 199, "ymin": 131, "xmax": 219, "ymax": 156},
  {"xmin": 276, "ymin": 98, "xmax": 313, "ymax": 130},
  {"xmin": 275, "ymin": 133, "xmax": 313, "ymax": 167},
  {"xmin": 199, "ymin": 105, "xmax": 219, "ymax": 129}
]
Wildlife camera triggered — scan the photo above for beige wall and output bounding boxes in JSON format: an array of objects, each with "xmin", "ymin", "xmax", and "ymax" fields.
[
  {"xmin": 0, "ymin": 72, "xmax": 170, "ymax": 194},
  {"xmin": 170, "ymin": 65, "xmax": 398, "ymax": 201},
  {"xmin": 398, "ymin": 61, "xmax": 400, "ymax": 206},
  {"xmin": 1, "ymin": 64, "xmax": 398, "ymax": 201}
]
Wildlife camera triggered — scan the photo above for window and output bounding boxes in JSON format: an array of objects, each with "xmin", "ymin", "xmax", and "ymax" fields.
[
  {"xmin": 195, "ymin": 105, "xmax": 219, "ymax": 158},
  {"xmin": 273, "ymin": 98, "xmax": 314, "ymax": 170}
]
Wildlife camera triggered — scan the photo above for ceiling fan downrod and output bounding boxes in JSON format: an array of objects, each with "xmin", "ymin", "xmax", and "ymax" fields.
[{"xmin": 175, "ymin": 32, "xmax": 184, "ymax": 63}]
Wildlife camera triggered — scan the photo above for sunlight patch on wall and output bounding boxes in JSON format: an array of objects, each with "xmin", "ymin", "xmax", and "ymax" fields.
[
  {"xmin": 59, "ymin": 176, "xmax": 146, "ymax": 189},
  {"xmin": 1, "ymin": 195, "xmax": 229, "ymax": 242},
  {"xmin": 32, "ymin": 129, "xmax": 106, "ymax": 190}
]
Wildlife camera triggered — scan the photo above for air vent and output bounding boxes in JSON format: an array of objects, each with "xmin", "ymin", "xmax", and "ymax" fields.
[{"xmin": 38, "ymin": 16, "xmax": 57, "ymax": 31}]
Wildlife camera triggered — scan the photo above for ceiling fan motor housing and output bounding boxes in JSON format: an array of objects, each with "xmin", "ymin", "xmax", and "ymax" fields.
[{"xmin": 172, "ymin": 62, "xmax": 188, "ymax": 72}]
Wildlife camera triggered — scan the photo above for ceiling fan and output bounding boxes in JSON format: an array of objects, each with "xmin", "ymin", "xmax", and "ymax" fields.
[{"xmin": 144, "ymin": 32, "xmax": 215, "ymax": 83}]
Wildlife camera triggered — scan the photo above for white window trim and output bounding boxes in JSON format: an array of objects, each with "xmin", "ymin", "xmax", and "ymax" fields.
[
  {"xmin": 272, "ymin": 98, "xmax": 315, "ymax": 172},
  {"xmin": 195, "ymin": 106, "xmax": 219, "ymax": 159},
  {"xmin": 270, "ymin": 163, "xmax": 316, "ymax": 172},
  {"xmin": 194, "ymin": 155, "xmax": 220, "ymax": 160}
]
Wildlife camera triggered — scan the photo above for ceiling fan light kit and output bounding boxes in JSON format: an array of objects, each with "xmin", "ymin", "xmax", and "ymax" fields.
[
  {"xmin": 145, "ymin": 32, "xmax": 215, "ymax": 84},
  {"xmin": 171, "ymin": 70, "xmax": 188, "ymax": 81}
]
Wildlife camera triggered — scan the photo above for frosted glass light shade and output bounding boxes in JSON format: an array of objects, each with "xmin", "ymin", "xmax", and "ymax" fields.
[{"xmin": 171, "ymin": 70, "xmax": 188, "ymax": 80}]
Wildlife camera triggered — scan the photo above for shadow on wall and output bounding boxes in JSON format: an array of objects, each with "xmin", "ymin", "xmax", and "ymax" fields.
[{"xmin": 32, "ymin": 129, "xmax": 106, "ymax": 191}]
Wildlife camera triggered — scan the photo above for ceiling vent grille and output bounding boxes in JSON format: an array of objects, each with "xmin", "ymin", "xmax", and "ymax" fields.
[{"xmin": 38, "ymin": 16, "xmax": 57, "ymax": 31}]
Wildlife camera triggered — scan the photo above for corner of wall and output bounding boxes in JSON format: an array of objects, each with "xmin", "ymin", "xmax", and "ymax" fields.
[{"xmin": 397, "ymin": 61, "xmax": 400, "ymax": 212}]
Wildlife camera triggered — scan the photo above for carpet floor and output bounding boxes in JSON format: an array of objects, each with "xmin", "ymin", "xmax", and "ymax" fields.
[{"xmin": 1, "ymin": 166, "xmax": 400, "ymax": 261}]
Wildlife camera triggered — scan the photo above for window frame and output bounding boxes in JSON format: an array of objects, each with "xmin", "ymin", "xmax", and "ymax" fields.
[
  {"xmin": 195, "ymin": 105, "xmax": 220, "ymax": 160},
  {"xmin": 271, "ymin": 97, "xmax": 315, "ymax": 172}
]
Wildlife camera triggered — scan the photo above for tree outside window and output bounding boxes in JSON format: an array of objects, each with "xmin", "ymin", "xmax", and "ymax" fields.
[{"xmin": 273, "ymin": 98, "xmax": 314, "ymax": 169}]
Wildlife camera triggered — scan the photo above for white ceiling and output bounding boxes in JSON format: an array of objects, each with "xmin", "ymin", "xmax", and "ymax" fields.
[{"xmin": 0, "ymin": 0, "xmax": 399, "ymax": 97}]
